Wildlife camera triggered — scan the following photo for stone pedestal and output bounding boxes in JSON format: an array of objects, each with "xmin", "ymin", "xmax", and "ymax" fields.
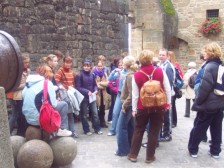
[{"xmin": 0, "ymin": 87, "xmax": 14, "ymax": 168}]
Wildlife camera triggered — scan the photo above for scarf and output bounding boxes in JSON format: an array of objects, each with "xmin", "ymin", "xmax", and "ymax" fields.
[{"xmin": 93, "ymin": 67, "xmax": 105, "ymax": 78}]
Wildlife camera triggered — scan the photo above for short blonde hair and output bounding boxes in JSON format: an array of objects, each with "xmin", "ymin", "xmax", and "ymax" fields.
[
  {"xmin": 139, "ymin": 50, "xmax": 154, "ymax": 66},
  {"xmin": 42, "ymin": 54, "xmax": 57, "ymax": 64},
  {"xmin": 204, "ymin": 42, "xmax": 222, "ymax": 59},
  {"xmin": 123, "ymin": 56, "xmax": 137, "ymax": 71}
]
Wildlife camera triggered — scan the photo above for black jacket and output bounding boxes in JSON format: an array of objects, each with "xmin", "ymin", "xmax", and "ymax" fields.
[{"xmin": 192, "ymin": 58, "xmax": 224, "ymax": 113}]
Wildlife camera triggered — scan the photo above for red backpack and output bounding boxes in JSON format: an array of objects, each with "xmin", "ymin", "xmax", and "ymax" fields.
[{"xmin": 39, "ymin": 80, "xmax": 61, "ymax": 133}]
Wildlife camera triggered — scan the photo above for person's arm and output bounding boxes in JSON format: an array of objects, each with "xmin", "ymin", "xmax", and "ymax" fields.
[
  {"xmin": 75, "ymin": 74, "xmax": 89, "ymax": 96},
  {"xmin": 162, "ymin": 71, "xmax": 172, "ymax": 104},
  {"xmin": 108, "ymin": 70, "xmax": 120, "ymax": 80},
  {"xmin": 121, "ymin": 74, "xmax": 132, "ymax": 112},
  {"xmin": 132, "ymin": 76, "xmax": 139, "ymax": 115}
]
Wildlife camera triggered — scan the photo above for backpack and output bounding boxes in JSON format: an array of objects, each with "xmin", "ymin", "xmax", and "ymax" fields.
[
  {"xmin": 214, "ymin": 64, "xmax": 224, "ymax": 95},
  {"xmin": 188, "ymin": 73, "xmax": 197, "ymax": 89},
  {"xmin": 174, "ymin": 67, "xmax": 184, "ymax": 89},
  {"xmin": 39, "ymin": 80, "xmax": 61, "ymax": 133},
  {"xmin": 107, "ymin": 78, "xmax": 119, "ymax": 94},
  {"xmin": 140, "ymin": 68, "xmax": 167, "ymax": 108}
]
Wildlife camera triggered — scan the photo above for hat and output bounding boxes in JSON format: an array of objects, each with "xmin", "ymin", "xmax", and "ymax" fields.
[{"xmin": 188, "ymin": 62, "xmax": 196, "ymax": 68}]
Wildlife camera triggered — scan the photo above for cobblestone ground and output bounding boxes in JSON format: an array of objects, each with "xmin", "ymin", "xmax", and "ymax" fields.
[{"xmin": 59, "ymin": 96, "xmax": 224, "ymax": 168}]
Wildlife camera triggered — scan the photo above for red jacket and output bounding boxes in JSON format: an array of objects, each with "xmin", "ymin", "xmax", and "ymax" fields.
[{"xmin": 134, "ymin": 64, "xmax": 166, "ymax": 110}]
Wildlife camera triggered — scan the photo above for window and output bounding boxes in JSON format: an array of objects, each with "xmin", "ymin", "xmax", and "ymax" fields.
[{"xmin": 207, "ymin": 9, "xmax": 219, "ymax": 19}]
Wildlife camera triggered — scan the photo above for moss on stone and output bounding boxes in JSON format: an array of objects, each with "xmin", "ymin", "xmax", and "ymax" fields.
[{"xmin": 160, "ymin": 0, "xmax": 175, "ymax": 16}]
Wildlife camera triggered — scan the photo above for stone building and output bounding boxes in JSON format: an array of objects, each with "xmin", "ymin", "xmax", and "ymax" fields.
[
  {"xmin": 129, "ymin": 0, "xmax": 224, "ymax": 71},
  {"xmin": 1, "ymin": 0, "xmax": 224, "ymax": 71},
  {"xmin": 0, "ymin": 0, "xmax": 129, "ymax": 70}
]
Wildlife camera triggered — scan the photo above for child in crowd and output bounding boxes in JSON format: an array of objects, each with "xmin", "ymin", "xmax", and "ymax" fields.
[
  {"xmin": 22, "ymin": 64, "xmax": 72, "ymax": 137},
  {"xmin": 115, "ymin": 56, "xmax": 137, "ymax": 156},
  {"xmin": 55, "ymin": 55, "xmax": 78, "ymax": 138},
  {"xmin": 93, "ymin": 61, "xmax": 109, "ymax": 128},
  {"xmin": 7, "ymin": 53, "xmax": 30, "ymax": 136},
  {"xmin": 75, "ymin": 59, "xmax": 102, "ymax": 135}
]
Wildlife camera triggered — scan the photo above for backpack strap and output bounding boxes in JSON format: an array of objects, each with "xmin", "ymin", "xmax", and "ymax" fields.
[
  {"xmin": 43, "ymin": 80, "xmax": 48, "ymax": 101},
  {"xmin": 140, "ymin": 68, "xmax": 157, "ymax": 80}
]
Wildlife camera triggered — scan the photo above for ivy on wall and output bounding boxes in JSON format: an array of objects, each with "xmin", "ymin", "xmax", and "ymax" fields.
[{"xmin": 160, "ymin": 0, "xmax": 175, "ymax": 16}]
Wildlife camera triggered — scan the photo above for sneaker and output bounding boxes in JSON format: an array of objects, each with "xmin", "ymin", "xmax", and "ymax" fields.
[
  {"xmin": 107, "ymin": 132, "xmax": 115, "ymax": 136},
  {"xmin": 189, "ymin": 152, "xmax": 198, "ymax": 158},
  {"xmin": 57, "ymin": 129, "xmax": 72, "ymax": 137},
  {"xmin": 96, "ymin": 130, "xmax": 103, "ymax": 135},
  {"xmin": 108, "ymin": 121, "xmax": 112, "ymax": 124},
  {"xmin": 141, "ymin": 142, "xmax": 147, "ymax": 148},
  {"xmin": 86, "ymin": 132, "xmax": 92, "ymax": 136},
  {"xmin": 72, "ymin": 131, "xmax": 78, "ymax": 138},
  {"xmin": 208, "ymin": 151, "xmax": 219, "ymax": 159},
  {"xmin": 160, "ymin": 135, "xmax": 172, "ymax": 142}
]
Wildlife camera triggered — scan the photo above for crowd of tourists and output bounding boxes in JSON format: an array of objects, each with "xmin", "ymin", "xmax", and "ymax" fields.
[{"xmin": 6, "ymin": 42, "xmax": 224, "ymax": 163}]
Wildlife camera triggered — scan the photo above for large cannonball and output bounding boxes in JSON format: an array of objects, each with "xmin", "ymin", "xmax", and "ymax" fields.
[
  {"xmin": 17, "ymin": 139, "xmax": 53, "ymax": 168},
  {"xmin": 25, "ymin": 126, "xmax": 50, "ymax": 142},
  {"xmin": 10, "ymin": 136, "xmax": 26, "ymax": 167},
  {"xmin": 0, "ymin": 30, "xmax": 23, "ymax": 92},
  {"xmin": 49, "ymin": 137, "xmax": 77, "ymax": 166}
]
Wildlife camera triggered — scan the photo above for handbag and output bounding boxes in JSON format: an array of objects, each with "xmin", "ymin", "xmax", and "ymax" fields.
[
  {"xmin": 39, "ymin": 80, "xmax": 61, "ymax": 133},
  {"xmin": 174, "ymin": 87, "xmax": 182, "ymax": 99}
]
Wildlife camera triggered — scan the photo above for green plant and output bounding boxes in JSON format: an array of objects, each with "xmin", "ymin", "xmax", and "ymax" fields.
[
  {"xmin": 160, "ymin": 0, "xmax": 175, "ymax": 16},
  {"xmin": 200, "ymin": 17, "xmax": 222, "ymax": 36}
]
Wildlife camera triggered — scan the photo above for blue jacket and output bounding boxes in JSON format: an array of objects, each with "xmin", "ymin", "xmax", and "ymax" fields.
[
  {"xmin": 75, "ymin": 70, "xmax": 97, "ymax": 102},
  {"xmin": 192, "ymin": 58, "xmax": 224, "ymax": 113},
  {"xmin": 22, "ymin": 75, "xmax": 57, "ymax": 125}
]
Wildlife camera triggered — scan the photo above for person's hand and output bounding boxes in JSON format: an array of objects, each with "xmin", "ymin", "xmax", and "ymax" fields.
[
  {"xmin": 166, "ymin": 104, "xmax": 172, "ymax": 110},
  {"xmin": 88, "ymin": 91, "xmax": 92, "ymax": 96},
  {"xmin": 132, "ymin": 111, "xmax": 137, "ymax": 117}
]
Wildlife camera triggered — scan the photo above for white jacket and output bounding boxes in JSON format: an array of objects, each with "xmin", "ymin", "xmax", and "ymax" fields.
[{"xmin": 183, "ymin": 68, "xmax": 197, "ymax": 99}]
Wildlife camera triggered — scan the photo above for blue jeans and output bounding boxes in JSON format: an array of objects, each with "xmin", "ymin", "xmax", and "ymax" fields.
[
  {"xmin": 80, "ymin": 100, "xmax": 101, "ymax": 133},
  {"xmin": 8, "ymin": 99, "xmax": 18, "ymax": 133},
  {"xmin": 109, "ymin": 92, "xmax": 122, "ymax": 134},
  {"xmin": 108, "ymin": 92, "xmax": 116, "ymax": 122},
  {"xmin": 55, "ymin": 101, "xmax": 69, "ymax": 130},
  {"xmin": 116, "ymin": 106, "xmax": 135, "ymax": 156},
  {"xmin": 68, "ymin": 113, "xmax": 75, "ymax": 132}
]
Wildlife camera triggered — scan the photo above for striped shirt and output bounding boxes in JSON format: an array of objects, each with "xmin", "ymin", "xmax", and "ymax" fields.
[{"xmin": 55, "ymin": 67, "xmax": 75, "ymax": 89}]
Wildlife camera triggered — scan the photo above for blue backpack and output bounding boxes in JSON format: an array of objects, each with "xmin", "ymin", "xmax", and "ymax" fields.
[{"xmin": 174, "ymin": 67, "xmax": 184, "ymax": 89}]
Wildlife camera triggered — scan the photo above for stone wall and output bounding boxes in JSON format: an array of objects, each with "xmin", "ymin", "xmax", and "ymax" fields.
[
  {"xmin": 0, "ymin": 0, "xmax": 129, "ymax": 70},
  {"xmin": 129, "ymin": 0, "xmax": 163, "ymax": 57}
]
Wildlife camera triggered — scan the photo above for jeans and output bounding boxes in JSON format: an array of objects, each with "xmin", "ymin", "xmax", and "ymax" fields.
[
  {"xmin": 80, "ymin": 100, "xmax": 101, "ymax": 133},
  {"xmin": 68, "ymin": 113, "xmax": 75, "ymax": 132},
  {"xmin": 55, "ymin": 101, "xmax": 69, "ymax": 130},
  {"xmin": 108, "ymin": 92, "xmax": 116, "ymax": 122},
  {"xmin": 116, "ymin": 106, "xmax": 135, "ymax": 156},
  {"xmin": 162, "ymin": 109, "xmax": 171, "ymax": 137},
  {"xmin": 8, "ymin": 99, "xmax": 18, "ymax": 133},
  {"xmin": 128, "ymin": 108, "xmax": 165, "ymax": 160},
  {"xmin": 109, "ymin": 92, "xmax": 122, "ymax": 134},
  {"xmin": 172, "ymin": 96, "xmax": 177, "ymax": 126},
  {"xmin": 188, "ymin": 110, "xmax": 223, "ymax": 155},
  {"xmin": 16, "ymin": 100, "xmax": 28, "ymax": 136}
]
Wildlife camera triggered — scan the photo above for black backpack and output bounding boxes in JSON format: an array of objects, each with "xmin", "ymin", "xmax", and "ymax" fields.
[{"xmin": 188, "ymin": 73, "xmax": 197, "ymax": 89}]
